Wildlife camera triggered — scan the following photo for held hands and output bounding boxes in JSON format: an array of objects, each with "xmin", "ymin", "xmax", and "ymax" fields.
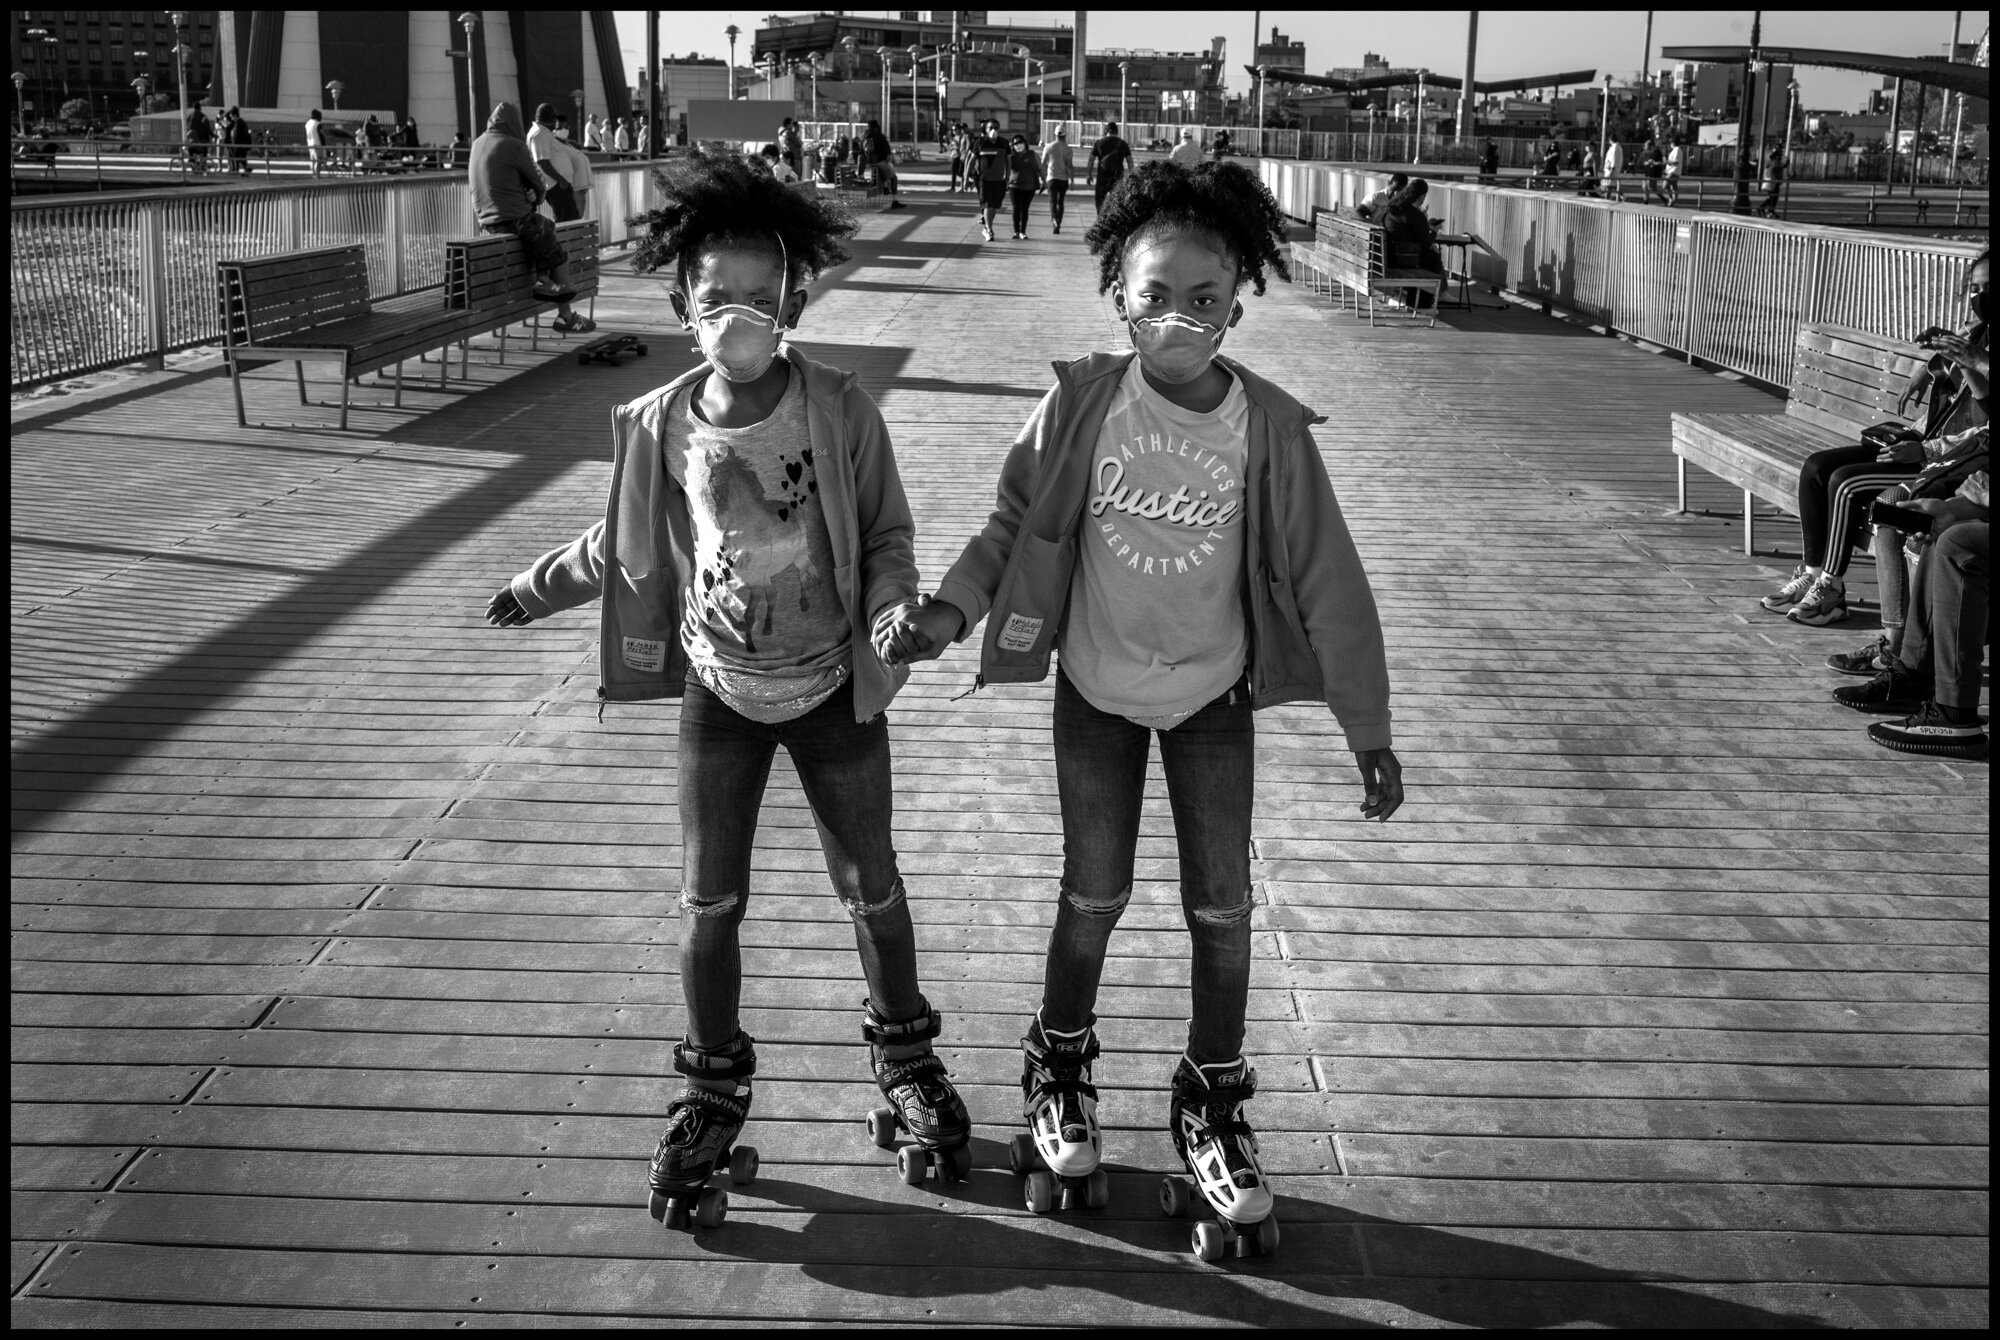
[
  {"xmin": 1355, "ymin": 747, "xmax": 1405, "ymax": 822},
  {"xmin": 871, "ymin": 595, "xmax": 963, "ymax": 667},
  {"xmin": 486, "ymin": 587, "xmax": 534, "ymax": 627}
]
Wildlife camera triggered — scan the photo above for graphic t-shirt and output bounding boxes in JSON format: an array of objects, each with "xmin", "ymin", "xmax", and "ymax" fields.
[
  {"xmin": 1062, "ymin": 359, "xmax": 1250, "ymax": 727},
  {"xmin": 664, "ymin": 370, "xmax": 851, "ymax": 719}
]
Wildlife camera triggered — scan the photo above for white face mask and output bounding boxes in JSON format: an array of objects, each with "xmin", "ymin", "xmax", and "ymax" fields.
[
  {"xmin": 680, "ymin": 239, "xmax": 793, "ymax": 384},
  {"xmin": 1123, "ymin": 306, "xmax": 1231, "ymax": 385}
]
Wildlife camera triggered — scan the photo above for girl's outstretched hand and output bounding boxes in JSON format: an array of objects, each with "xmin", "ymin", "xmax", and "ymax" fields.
[
  {"xmin": 486, "ymin": 587, "xmax": 534, "ymax": 627},
  {"xmin": 872, "ymin": 596, "xmax": 963, "ymax": 667},
  {"xmin": 1355, "ymin": 747, "xmax": 1404, "ymax": 821}
]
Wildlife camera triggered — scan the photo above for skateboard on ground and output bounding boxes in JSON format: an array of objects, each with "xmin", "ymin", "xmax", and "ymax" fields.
[{"xmin": 577, "ymin": 333, "xmax": 647, "ymax": 366}]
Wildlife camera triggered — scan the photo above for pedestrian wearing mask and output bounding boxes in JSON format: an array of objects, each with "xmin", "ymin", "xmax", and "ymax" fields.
[
  {"xmin": 1006, "ymin": 132, "xmax": 1044, "ymax": 239},
  {"xmin": 1040, "ymin": 126, "xmax": 1074, "ymax": 233},
  {"xmin": 972, "ymin": 119, "xmax": 1009, "ymax": 242}
]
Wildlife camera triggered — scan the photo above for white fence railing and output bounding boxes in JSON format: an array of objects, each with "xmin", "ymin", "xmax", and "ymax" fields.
[
  {"xmin": 10, "ymin": 161, "xmax": 663, "ymax": 389},
  {"xmin": 1261, "ymin": 160, "xmax": 1982, "ymax": 390}
]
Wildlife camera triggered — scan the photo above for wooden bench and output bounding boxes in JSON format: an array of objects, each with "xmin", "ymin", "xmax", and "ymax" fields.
[
  {"xmin": 216, "ymin": 245, "xmax": 469, "ymax": 431},
  {"xmin": 1289, "ymin": 208, "xmax": 1441, "ymax": 327},
  {"xmin": 444, "ymin": 218, "xmax": 601, "ymax": 370},
  {"xmin": 1670, "ymin": 323, "xmax": 1929, "ymax": 554}
]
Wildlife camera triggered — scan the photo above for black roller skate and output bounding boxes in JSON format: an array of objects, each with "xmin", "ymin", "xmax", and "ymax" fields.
[
  {"xmin": 1159, "ymin": 1052, "xmax": 1278, "ymax": 1261},
  {"xmin": 1010, "ymin": 1013, "xmax": 1110, "ymax": 1214},
  {"xmin": 647, "ymin": 1032, "xmax": 759, "ymax": 1230},
  {"xmin": 862, "ymin": 997, "xmax": 974, "ymax": 1186}
]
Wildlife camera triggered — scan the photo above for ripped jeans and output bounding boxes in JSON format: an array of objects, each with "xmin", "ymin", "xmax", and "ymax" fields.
[
  {"xmin": 677, "ymin": 673, "xmax": 922, "ymax": 1050},
  {"xmin": 1043, "ymin": 667, "xmax": 1256, "ymax": 1063}
]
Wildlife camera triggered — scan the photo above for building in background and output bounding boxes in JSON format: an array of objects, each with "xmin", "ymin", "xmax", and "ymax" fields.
[
  {"xmin": 12, "ymin": 9, "xmax": 218, "ymax": 125},
  {"xmin": 212, "ymin": 11, "xmax": 627, "ymax": 142},
  {"xmin": 1254, "ymin": 26, "xmax": 1305, "ymax": 76},
  {"xmin": 1085, "ymin": 43, "xmax": 1227, "ymax": 125}
]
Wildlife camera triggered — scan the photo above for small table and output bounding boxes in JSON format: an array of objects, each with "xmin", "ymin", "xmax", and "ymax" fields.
[{"xmin": 1433, "ymin": 233, "xmax": 1475, "ymax": 310}]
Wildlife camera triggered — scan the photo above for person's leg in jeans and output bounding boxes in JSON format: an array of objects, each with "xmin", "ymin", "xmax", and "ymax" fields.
[
  {"xmin": 1154, "ymin": 688, "xmax": 1256, "ymax": 1065},
  {"xmin": 511, "ymin": 213, "xmax": 579, "ymax": 324},
  {"xmin": 779, "ymin": 683, "xmax": 922, "ymax": 1022},
  {"xmin": 676, "ymin": 677, "xmax": 780, "ymax": 1051},
  {"xmin": 1041, "ymin": 670, "xmax": 1151, "ymax": 1031},
  {"xmin": 1907, "ymin": 521, "xmax": 1990, "ymax": 715},
  {"xmin": 1011, "ymin": 187, "xmax": 1033, "ymax": 237},
  {"xmin": 1048, "ymin": 180, "xmax": 1067, "ymax": 231}
]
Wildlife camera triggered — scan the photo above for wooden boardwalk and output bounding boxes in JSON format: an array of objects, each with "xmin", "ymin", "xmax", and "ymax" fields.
[{"xmin": 11, "ymin": 189, "xmax": 1988, "ymax": 1327}]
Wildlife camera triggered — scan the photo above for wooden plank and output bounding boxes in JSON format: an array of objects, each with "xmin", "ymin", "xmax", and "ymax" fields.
[
  {"xmin": 11, "ymin": 1243, "xmax": 56, "ymax": 1294},
  {"xmin": 10, "ymin": 1065, "xmax": 211, "ymax": 1105},
  {"xmin": 9, "ymin": 1146, "xmax": 139, "ymax": 1192}
]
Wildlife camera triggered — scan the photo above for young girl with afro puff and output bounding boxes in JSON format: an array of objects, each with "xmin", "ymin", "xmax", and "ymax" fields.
[
  {"xmin": 485, "ymin": 148, "xmax": 971, "ymax": 1222},
  {"xmin": 882, "ymin": 159, "xmax": 1404, "ymax": 1254}
]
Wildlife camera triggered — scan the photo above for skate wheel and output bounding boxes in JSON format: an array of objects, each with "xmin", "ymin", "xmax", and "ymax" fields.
[
  {"xmin": 896, "ymin": 1144, "xmax": 927, "ymax": 1186},
  {"xmin": 1007, "ymin": 1133, "xmax": 1036, "ymax": 1177},
  {"xmin": 937, "ymin": 1143, "xmax": 973, "ymax": 1184},
  {"xmin": 664, "ymin": 1199, "xmax": 692, "ymax": 1231},
  {"xmin": 1192, "ymin": 1220, "xmax": 1226, "ymax": 1263},
  {"xmin": 693, "ymin": 1185, "xmax": 727, "ymax": 1229},
  {"xmin": 1024, "ymin": 1169, "xmax": 1057, "ymax": 1215},
  {"xmin": 728, "ymin": 1145, "xmax": 759, "ymax": 1186},
  {"xmin": 636, "ymin": 344, "xmax": 648, "ymax": 355},
  {"xmin": 1159, "ymin": 1176, "xmax": 1192, "ymax": 1218},
  {"xmin": 576, "ymin": 353, "xmax": 588, "ymax": 365},
  {"xmin": 1084, "ymin": 1168, "xmax": 1111, "ymax": 1210},
  {"xmin": 867, "ymin": 1106, "xmax": 899, "ymax": 1150},
  {"xmin": 1253, "ymin": 1212, "xmax": 1280, "ymax": 1256},
  {"xmin": 647, "ymin": 1190, "xmax": 670, "ymax": 1223}
]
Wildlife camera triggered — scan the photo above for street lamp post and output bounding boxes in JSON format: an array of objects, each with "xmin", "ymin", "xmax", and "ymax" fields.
[
  {"xmin": 1119, "ymin": 60, "xmax": 1130, "ymax": 127},
  {"xmin": 11, "ymin": 72, "xmax": 24, "ymax": 138},
  {"xmin": 325, "ymin": 79, "xmax": 343, "ymax": 113},
  {"xmin": 908, "ymin": 45, "xmax": 923, "ymax": 142},
  {"xmin": 1730, "ymin": 10, "xmax": 1761, "ymax": 214},
  {"xmin": 1256, "ymin": 65, "xmax": 1268, "ymax": 154},
  {"xmin": 726, "ymin": 25, "xmax": 741, "ymax": 99},
  {"xmin": 1598, "ymin": 72, "xmax": 1612, "ymax": 187},
  {"xmin": 571, "ymin": 86, "xmax": 584, "ymax": 138},
  {"xmin": 24, "ymin": 26, "xmax": 50, "ymax": 129},
  {"xmin": 876, "ymin": 46, "xmax": 891, "ymax": 137},
  {"xmin": 809, "ymin": 54, "xmax": 821, "ymax": 121},
  {"xmin": 454, "ymin": 12, "xmax": 479, "ymax": 146},
  {"xmin": 130, "ymin": 73, "xmax": 149, "ymax": 121}
]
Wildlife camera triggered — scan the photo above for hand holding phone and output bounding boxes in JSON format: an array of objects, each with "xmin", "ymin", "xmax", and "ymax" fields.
[{"xmin": 1869, "ymin": 498, "xmax": 1935, "ymax": 534}]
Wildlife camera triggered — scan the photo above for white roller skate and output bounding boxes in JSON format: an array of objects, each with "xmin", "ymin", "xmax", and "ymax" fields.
[
  {"xmin": 646, "ymin": 1032, "xmax": 759, "ymax": 1231},
  {"xmin": 862, "ymin": 998, "xmax": 974, "ymax": 1186},
  {"xmin": 1159, "ymin": 1052, "xmax": 1278, "ymax": 1261},
  {"xmin": 1010, "ymin": 1013, "xmax": 1110, "ymax": 1213}
]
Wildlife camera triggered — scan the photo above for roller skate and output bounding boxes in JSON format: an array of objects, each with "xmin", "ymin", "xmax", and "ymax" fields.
[
  {"xmin": 861, "ymin": 998, "xmax": 974, "ymax": 1186},
  {"xmin": 1159, "ymin": 1052, "xmax": 1278, "ymax": 1262},
  {"xmin": 646, "ymin": 1032, "xmax": 759, "ymax": 1230},
  {"xmin": 1010, "ymin": 1013, "xmax": 1110, "ymax": 1213}
]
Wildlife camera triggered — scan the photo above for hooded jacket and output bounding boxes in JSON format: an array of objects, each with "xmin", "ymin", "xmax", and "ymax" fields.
[
  {"xmin": 470, "ymin": 101, "xmax": 543, "ymax": 227},
  {"xmin": 508, "ymin": 347, "xmax": 920, "ymax": 721},
  {"xmin": 932, "ymin": 351, "xmax": 1393, "ymax": 753}
]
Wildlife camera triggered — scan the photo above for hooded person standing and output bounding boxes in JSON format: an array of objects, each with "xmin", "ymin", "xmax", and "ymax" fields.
[{"xmin": 469, "ymin": 101, "xmax": 594, "ymax": 334}]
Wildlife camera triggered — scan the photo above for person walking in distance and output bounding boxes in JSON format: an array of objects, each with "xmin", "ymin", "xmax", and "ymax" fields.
[
  {"xmin": 1040, "ymin": 125, "xmax": 1074, "ymax": 233},
  {"xmin": 1006, "ymin": 130, "xmax": 1045, "ymax": 239},
  {"xmin": 485, "ymin": 149, "xmax": 973, "ymax": 1216},
  {"xmin": 780, "ymin": 116, "xmax": 804, "ymax": 180},
  {"xmin": 972, "ymin": 118, "xmax": 1008, "ymax": 241},
  {"xmin": 1168, "ymin": 127, "xmax": 1202, "ymax": 167},
  {"xmin": 304, "ymin": 107, "xmax": 325, "ymax": 178},
  {"xmin": 877, "ymin": 160, "xmax": 1403, "ymax": 1259},
  {"xmin": 467, "ymin": 101, "xmax": 593, "ymax": 335},
  {"xmin": 1087, "ymin": 119, "xmax": 1132, "ymax": 213},
  {"xmin": 1663, "ymin": 137, "xmax": 1686, "ymax": 205}
]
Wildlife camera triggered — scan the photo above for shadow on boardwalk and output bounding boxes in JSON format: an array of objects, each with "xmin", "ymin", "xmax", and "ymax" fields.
[{"xmin": 10, "ymin": 189, "xmax": 1988, "ymax": 1327}]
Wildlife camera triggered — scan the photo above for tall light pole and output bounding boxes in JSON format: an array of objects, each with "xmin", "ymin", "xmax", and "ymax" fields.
[
  {"xmin": 455, "ymin": 12, "xmax": 479, "ymax": 145},
  {"xmin": 169, "ymin": 11, "xmax": 191, "ymax": 128},
  {"xmin": 571, "ymin": 86, "xmax": 584, "ymax": 137},
  {"xmin": 726, "ymin": 25, "xmax": 741, "ymax": 99},
  {"xmin": 1256, "ymin": 64, "xmax": 1268, "ymax": 149},
  {"xmin": 1119, "ymin": 60, "xmax": 1130, "ymax": 126},
  {"xmin": 809, "ymin": 53, "xmax": 821, "ymax": 121},
  {"xmin": 24, "ymin": 26, "xmax": 50, "ymax": 128},
  {"xmin": 1730, "ymin": 9, "xmax": 1761, "ymax": 214},
  {"xmin": 1598, "ymin": 72, "xmax": 1612, "ymax": 187},
  {"xmin": 325, "ymin": 79, "xmax": 343, "ymax": 113},
  {"xmin": 11, "ymin": 72, "xmax": 24, "ymax": 137},
  {"xmin": 909, "ymin": 44, "xmax": 923, "ymax": 142},
  {"xmin": 876, "ymin": 46, "xmax": 891, "ymax": 134}
]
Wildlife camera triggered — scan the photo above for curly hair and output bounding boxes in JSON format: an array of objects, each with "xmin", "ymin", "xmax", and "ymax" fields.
[
  {"xmin": 1084, "ymin": 159, "xmax": 1291, "ymax": 296},
  {"xmin": 628, "ymin": 146, "xmax": 856, "ymax": 286}
]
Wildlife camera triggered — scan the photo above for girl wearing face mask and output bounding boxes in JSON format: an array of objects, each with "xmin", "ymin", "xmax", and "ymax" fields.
[
  {"xmin": 486, "ymin": 148, "xmax": 974, "ymax": 1221},
  {"xmin": 879, "ymin": 161, "xmax": 1402, "ymax": 1258}
]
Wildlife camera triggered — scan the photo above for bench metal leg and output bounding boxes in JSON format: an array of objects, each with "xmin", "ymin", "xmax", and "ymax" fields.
[
  {"xmin": 394, "ymin": 358, "xmax": 404, "ymax": 409},
  {"xmin": 339, "ymin": 357, "xmax": 352, "ymax": 432},
  {"xmin": 1676, "ymin": 457, "xmax": 1687, "ymax": 514},
  {"xmin": 1743, "ymin": 488, "xmax": 1755, "ymax": 555},
  {"xmin": 295, "ymin": 360, "xmax": 309, "ymax": 405},
  {"xmin": 229, "ymin": 356, "xmax": 248, "ymax": 428}
]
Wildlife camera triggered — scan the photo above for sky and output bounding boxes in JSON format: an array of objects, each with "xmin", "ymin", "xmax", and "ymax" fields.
[{"xmin": 613, "ymin": 9, "xmax": 1981, "ymax": 113}]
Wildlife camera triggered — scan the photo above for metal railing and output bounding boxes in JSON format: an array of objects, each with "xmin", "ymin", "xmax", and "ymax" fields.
[
  {"xmin": 1260, "ymin": 160, "xmax": 1982, "ymax": 390},
  {"xmin": 10, "ymin": 161, "xmax": 662, "ymax": 389}
]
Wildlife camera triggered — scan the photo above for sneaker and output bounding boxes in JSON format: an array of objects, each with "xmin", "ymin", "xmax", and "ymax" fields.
[
  {"xmin": 1831, "ymin": 666, "xmax": 1925, "ymax": 714},
  {"xmin": 533, "ymin": 284, "xmax": 580, "ymax": 303},
  {"xmin": 551, "ymin": 313, "xmax": 596, "ymax": 336},
  {"xmin": 981, "ymin": 222, "xmax": 993, "ymax": 241},
  {"xmin": 1868, "ymin": 701, "xmax": 1989, "ymax": 758},
  {"xmin": 1759, "ymin": 564, "xmax": 1816, "ymax": 613},
  {"xmin": 889, "ymin": 199, "xmax": 906, "ymax": 209},
  {"xmin": 1827, "ymin": 635, "xmax": 1894, "ymax": 676},
  {"xmin": 1786, "ymin": 573, "xmax": 1848, "ymax": 626}
]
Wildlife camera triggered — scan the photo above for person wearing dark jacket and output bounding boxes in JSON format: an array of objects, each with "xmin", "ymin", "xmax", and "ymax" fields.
[{"xmin": 1005, "ymin": 133, "xmax": 1044, "ymax": 239}]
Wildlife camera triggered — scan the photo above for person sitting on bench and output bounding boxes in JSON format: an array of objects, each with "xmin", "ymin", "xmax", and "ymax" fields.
[{"xmin": 469, "ymin": 101, "xmax": 594, "ymax": 335}]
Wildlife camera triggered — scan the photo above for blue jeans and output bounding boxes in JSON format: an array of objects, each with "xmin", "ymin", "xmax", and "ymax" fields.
[
  {"xmin": 677, "ymin": 674, "xmax": 922, "ymax": 1049},
  {"xmin": 1043, "ymin": 666, "xmax": 1256, "ymax": 1062}
]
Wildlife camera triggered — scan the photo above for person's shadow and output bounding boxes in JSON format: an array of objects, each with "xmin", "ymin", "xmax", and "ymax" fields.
[{"xmin": 702, "ymin": 1136, "xmax": 1831, "ymax": 1327}]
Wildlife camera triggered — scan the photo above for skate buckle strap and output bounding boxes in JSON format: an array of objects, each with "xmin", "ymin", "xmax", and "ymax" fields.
[
  {"xmin": 670, "ymin": 1084, "xmax": 750, "ymax": 1125},
  {"xmin": 875, "ymin": 1050, "xmax": 950, "ymax": 1095},
  {"xmin": 672, "ymin": 1031, "xmax": 758, "ymax": 1082},
  {"xmin": 861, "ymin": 998, "xmax": 942, "ymax": 1047}
]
